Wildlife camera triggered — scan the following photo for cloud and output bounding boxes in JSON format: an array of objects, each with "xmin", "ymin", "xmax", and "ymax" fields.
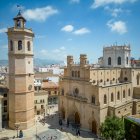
[
  {"xmin": 107, "ymin": 20, "xmax": 127, "ymax": 34},
  {"xmin": 73, "ymin": 28, "xmax": 90, "ymax": 35},
  {"xmin": 0, "ymin": 28, "xmax": 7, "ymax": 34},
  {"xmin": 39, "ymin": 47, "xmax": 67, "ymax": 60},
  {"xmin": 61, "ymin": 25, "xmax": 74, "ymax": 32},
  {"xmin": 91, "ymin": 0, "xmax": 137, "ymax": 8},
  {"xmin": 23, "ymin": 6, "xmax": 58, "ymax": 22},
  {"xmin": 70, "ymin": 0, "xmax": 80, "ymax": 3},
  {"xmin": 104, "ymin": 6, "xmax": 130, "ymax": 17}
]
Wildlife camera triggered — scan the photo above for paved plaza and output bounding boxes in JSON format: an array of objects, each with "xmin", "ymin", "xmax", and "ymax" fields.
[{"xmin": 0, "ymin": 105, "xmax": 99, "ymax": 140}]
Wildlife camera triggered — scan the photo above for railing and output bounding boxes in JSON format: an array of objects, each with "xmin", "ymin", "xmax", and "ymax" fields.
[{"xmin": 67, "ymin": 93, "xmax": 88, "ymax": 102}]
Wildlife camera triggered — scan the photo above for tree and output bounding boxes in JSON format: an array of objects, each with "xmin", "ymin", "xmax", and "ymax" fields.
[{"xmin": 100, "ymin": 116, "xmax": 125, "ymax": 140}]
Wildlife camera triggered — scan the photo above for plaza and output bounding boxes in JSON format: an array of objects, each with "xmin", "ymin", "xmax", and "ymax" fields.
[{"xmin": 0, "ymin": 105, "xmax": 98, "ymax": 140}]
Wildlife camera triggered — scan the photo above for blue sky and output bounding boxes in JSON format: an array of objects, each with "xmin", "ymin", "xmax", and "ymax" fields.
[{"xmin": 0, "ymin": 0, "xmax": 140, "ymax": 63}]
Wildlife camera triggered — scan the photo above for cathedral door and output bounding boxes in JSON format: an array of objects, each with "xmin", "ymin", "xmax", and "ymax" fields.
[
  {"xmin": 92, "ymin": 120, "xmax": 97, "ymax": 134},
  {"xmin": 75, "ymin": 112, "xmax": 80, "ymax": 124}
]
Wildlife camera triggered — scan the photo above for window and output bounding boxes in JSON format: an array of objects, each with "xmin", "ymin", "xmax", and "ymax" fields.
[
  {"xmin": 72, "ymin": 71, "xmax": 74, "ymax": 77},
  {"xmin": 4, "ymin": 100, "xmax": 7, "ymax": 106},
  {"xmin": 104, "ymin": 94, "xmax": 107, "ymax": 104},
  {"xmin": 78, "ymin": 71, "xmax": 80, "ymax": 78},
  {"xmin": 91, "ymin": 96, "xmax": 95, "ymax": 104},
  {"xmin": 4, "ymin": 107, "xmax": 7, "ymax": 112},
  {"xmin": 10, "ymin": 40, "xmax": 13, "ymax": 51},
  {"xmin": 112, "ymin": 78, "xmax": 115, "ymax": 81},
  {"xmin": 111, "ymin": 93, "xmax": 114, "ymax": 102},
  {"xmin": 75, "ymin": 71, "xmax": 77, "ymax": 77},
  {"xmin": 74, "ymin": 88, "xmax": 79, "ymax": 96},
  {"xmin": 117, "ymin": 91, "xmax": 120, "ymax": 100},
  {"xmin": 34, "ymin": 106, "xmax": 36, "ymax": 110},
  {"xmin": 93, "ymin": 80, "xmax": 96, "ymax": 83},
  {"xmin": 126, "ymin": 57, "xmax": 129, "ymax": 64},
  {"xmin": 48, "ymin": 91, "xmax": 51, "ymax": 95},
  {"xmin": 41, "ymin": 105, "xmax": 44, "ymax": 109},
  {"xmin": 54, "ymin": 91, "xmax": 57, "ymax": 94},
  {"xmin": 124, "ymin": 77, "xmax": 128, "ymax": 81},
  {"xmin": 123, "ymin": 90, "xmax": 125, "ymax": 98},
  {"xmin": 61, "ymin": 89, "xmax": 64, "ymax": 95},
  {"xmin": 27, "ymin": 41, "xmax": 31, "ymax": 51},
  {"xmin": 108, "ymin": 57, "xmax": 111, "ymax": 65},
  {"xmin": 18, "ymin": 40, "xmax": 22, "ymax": 50},
  {"xmin": 128, "ymin": 88, "xmax": 131, "ymax": 96},
  {"xmin": 35, "ymin": 100, "xmax": 37, "ymax": 103},
  {"xmin": 137, "ymin": 75, "xmax": 139, "ymax": 85},
  {"xmin": 100, "ymin": 79, "xmax": 103, "ymax": 83},
  {"xmin": 118, "ymin": 57, "xmax": 121, "ymax": 65},
  {"xmin": 40, "ymin": 100, "xmax": 42, "ymax": 103},
  {"xmin": 4, "ymin": 94, "xmax": 7, "ymax": 97},
  {"xmin": 107, "ymin": 79, "xmax": 109, "ymax": 82}
]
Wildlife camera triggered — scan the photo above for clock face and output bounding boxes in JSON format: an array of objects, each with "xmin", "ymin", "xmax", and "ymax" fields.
[{"xmin": 28, "ymin": 85, "xmax": 32, "ymax": 90}]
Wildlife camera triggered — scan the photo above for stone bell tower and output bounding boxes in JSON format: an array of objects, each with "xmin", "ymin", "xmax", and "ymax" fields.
[{"xmin": 7, "ymin": 11, "xmax": 35, "ymax": 129}]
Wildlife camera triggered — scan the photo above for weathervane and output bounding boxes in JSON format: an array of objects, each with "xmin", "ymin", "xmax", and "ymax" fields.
[{"xmin": 17, "ymin": 5, "xmax": 22, "ymax": 14}]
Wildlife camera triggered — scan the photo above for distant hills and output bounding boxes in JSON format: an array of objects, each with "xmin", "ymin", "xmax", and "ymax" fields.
[{"xmin": 0, "ymin": 58, "xmax": 64, "ymax": 67}]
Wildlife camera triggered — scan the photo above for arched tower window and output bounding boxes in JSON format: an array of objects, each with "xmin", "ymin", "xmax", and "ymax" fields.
[
  {"xmin": 128, "ymin": 88, "xmax": 131, "ymax": 96},
  {"xmin": 18, "ymin": 40, "xmax": 22, "ymax": 50},
  {"xmin": 118, "ymin": 57, "xmax": 121, "ymax": 65},
  {"xmin": 137, "ymin": 75, "xmax": 139, "ymax": 85},
  {"xmin": 108, "ymin": 57, "xmax": 111, "ymax": 65},
  {"xmin": 104, "ymin": 94, "xmax": 107, "ymax": 104},
  {"xmin": 111, "ymin": 93, "xmax": 114, "ymax": 102},
  {"xmin": 123, "ymin": 90, "xmax": 125, "ymax": 98},
  {"xmin": 10, "ymin": 40, "xmax": 13, "ymax": 51},
  {"xmin": 117, "ymin": 91, "xmax": 120, "ymax": 100},
  {"xmin": 126, "ymin": 57, "xmax": 129, "ymax": 65},
  {"xmin": 27, "ymin": 41, "xmax": 31, "ymax": 51}
]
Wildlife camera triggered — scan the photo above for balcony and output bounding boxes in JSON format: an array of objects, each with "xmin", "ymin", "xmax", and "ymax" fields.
[{"xmin": 67, "ymin": 93, "xmax": 88, "ymax": 102}]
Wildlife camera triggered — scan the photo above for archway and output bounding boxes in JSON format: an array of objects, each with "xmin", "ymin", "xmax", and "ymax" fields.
[
  {"xmin": 75, "ymin": 112, "xmax": 80, "ymax": 125},
  {"xmin": 92, "ymin": 120, "xmax": 97, "ymax": 134},
  {"xmin": 61, "ymin": 108, "xmax": 65, "ymax": 120}
]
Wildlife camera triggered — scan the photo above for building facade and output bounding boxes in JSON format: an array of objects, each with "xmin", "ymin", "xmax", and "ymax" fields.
[
  {"xmin": 59, "ymin": 46, "xmax": 140, "ymax": 135},
  {"xmin": 7, "ymin": 11, "xmax": 35, "ymax": 129}
]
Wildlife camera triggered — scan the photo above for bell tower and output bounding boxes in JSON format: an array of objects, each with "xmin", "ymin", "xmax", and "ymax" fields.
[{"xmin": 7, "ymin": 11, "xmax": 35, "ymax": 129}]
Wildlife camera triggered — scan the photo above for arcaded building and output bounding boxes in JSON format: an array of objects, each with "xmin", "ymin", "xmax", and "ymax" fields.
[{"xmin": 59, "ymin": 45, "xmax": 140, "ymax": 135}]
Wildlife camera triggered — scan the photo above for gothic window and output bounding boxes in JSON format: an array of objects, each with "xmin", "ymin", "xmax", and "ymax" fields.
[
  {"xmin": 78, "ymin": 71, "xmax": 80, "ymax": 78},
  {"xmin": 91, "ymin": 96, "xmax": 95, "ymax": 104},
  {"xmin": 27, "ymin": 41, "xmax": 31, "ymax": 51},
  {"xmin": 126, "ymin": 57, "xmax": 129, "ymax": 64},
  {"xmin": 10, "ymin": 40, "xmax": 13, "ymax": 51},
  {"xmin": 111, "ymin": 93, "xmax": 114, "ymax": 102},
  {"xmin": 18, "ymin": 40, "xmax": 22, "ymax": 50},
  {"xmin": 108, "ymin": 57, "xmax": 111, "ymax": 65},
  {"xmin": 128, "ymin": 88, "xmax": 131, "ymax": 96},
  {"xmin": 104, "ymin": 94, "xmax": 107, "ymax": 104},
  {"xmin": 72, "ymin": 71, "xmax": 74, "ymax": 77},
  {"xmin": 61, "ymin": 89, "xmax": 64, "ymax": 95},
  {"xmin": 117, "ymin": 91, "xmax": 120, "ymax": 100},
  {"xmin": 118, "ymin": 57, "xmax": 121, "ymax": 65},
  {"xmin": 137, "ymin": 75, "xmax": 139, "ymax": 85},
  {"xmin": 123, "ymin": 90, "xmax": 125, "ymax": 98}
]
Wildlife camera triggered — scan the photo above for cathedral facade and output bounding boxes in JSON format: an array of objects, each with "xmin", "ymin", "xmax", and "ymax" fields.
[{"xmin": 59, "ymin": 45, "xmax": 140, "ymax": 135}]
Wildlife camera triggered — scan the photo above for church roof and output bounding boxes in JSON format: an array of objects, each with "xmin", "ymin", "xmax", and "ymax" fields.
[{"xmin": 13, "ymin": 10, "xmax": 26, "ymax": 22}]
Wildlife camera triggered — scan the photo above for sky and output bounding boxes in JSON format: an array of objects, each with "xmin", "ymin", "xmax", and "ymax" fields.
[{"xmin": 0, "ymin": 0, "xmax": 140, "ymax": 63}]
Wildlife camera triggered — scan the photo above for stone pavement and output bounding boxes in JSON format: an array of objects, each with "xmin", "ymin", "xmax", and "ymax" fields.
[{"xmin": 0, "ymin": 105, "xmax": 99, "ymax": 140}]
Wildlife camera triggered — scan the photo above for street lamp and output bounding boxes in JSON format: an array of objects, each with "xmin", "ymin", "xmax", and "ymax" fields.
[
  {"xmin": 36, "ymin": 116, "xmax": 40, "ymax": 140},
  {"xmin": 15, "ymin": 123, "xmax": 20, "ymax": 138}
]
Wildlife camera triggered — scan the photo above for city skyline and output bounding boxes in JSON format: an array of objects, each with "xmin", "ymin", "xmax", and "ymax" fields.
[{"xmin": 0, "ymin": 0, "xmax": 140, "ymax": 63}]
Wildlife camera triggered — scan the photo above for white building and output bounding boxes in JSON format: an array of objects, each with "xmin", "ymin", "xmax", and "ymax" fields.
[{"xmin": 103, "ymin": 45, "xmax": 131, "ymax": 68}]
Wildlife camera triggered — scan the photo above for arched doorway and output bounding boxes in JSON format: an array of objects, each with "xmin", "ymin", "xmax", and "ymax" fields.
[
  {"xmin": 75, "ymin": 112, "xmax": 80, "ymax": 125},
  {"xmin": 92, "ymin": 120, "xmax": 97, "ymax": 134},
  {"xmin": 61, "ymin": 108, "xmax": 65, "ymax": 120}
]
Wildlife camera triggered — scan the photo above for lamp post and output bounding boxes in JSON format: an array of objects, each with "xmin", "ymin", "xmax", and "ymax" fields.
[
  {"xmin": 15, "ymin": 123, "xmax": 20, "ymax": 138},
  {"xmin": 36, "ymin": 116, "xmax": 40, "ymax": 140}
]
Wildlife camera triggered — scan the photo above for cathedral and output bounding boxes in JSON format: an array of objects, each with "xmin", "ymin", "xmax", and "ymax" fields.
[{"xmin": 59, "ymin": 45, "xmax": 140, "ymax": 135}]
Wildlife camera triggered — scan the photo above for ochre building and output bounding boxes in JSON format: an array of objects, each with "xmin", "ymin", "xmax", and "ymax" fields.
[{"xmin": 59, "ymin": 45, "xmax": 140, "ymax": 135}]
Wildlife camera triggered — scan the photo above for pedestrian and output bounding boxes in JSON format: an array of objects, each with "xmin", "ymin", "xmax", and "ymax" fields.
[
  {"xmin": 77, "ymin": 129, "xmax": 80, "ymax": 137},
  {"xmin": 67, "ymin": 118, "xmax": 69, "ymax": 127}
]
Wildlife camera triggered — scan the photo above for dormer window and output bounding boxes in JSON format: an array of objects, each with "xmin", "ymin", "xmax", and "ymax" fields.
[{"xmin": 18, "ymin": 40, "xmax": 22, "ymax": 50}]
